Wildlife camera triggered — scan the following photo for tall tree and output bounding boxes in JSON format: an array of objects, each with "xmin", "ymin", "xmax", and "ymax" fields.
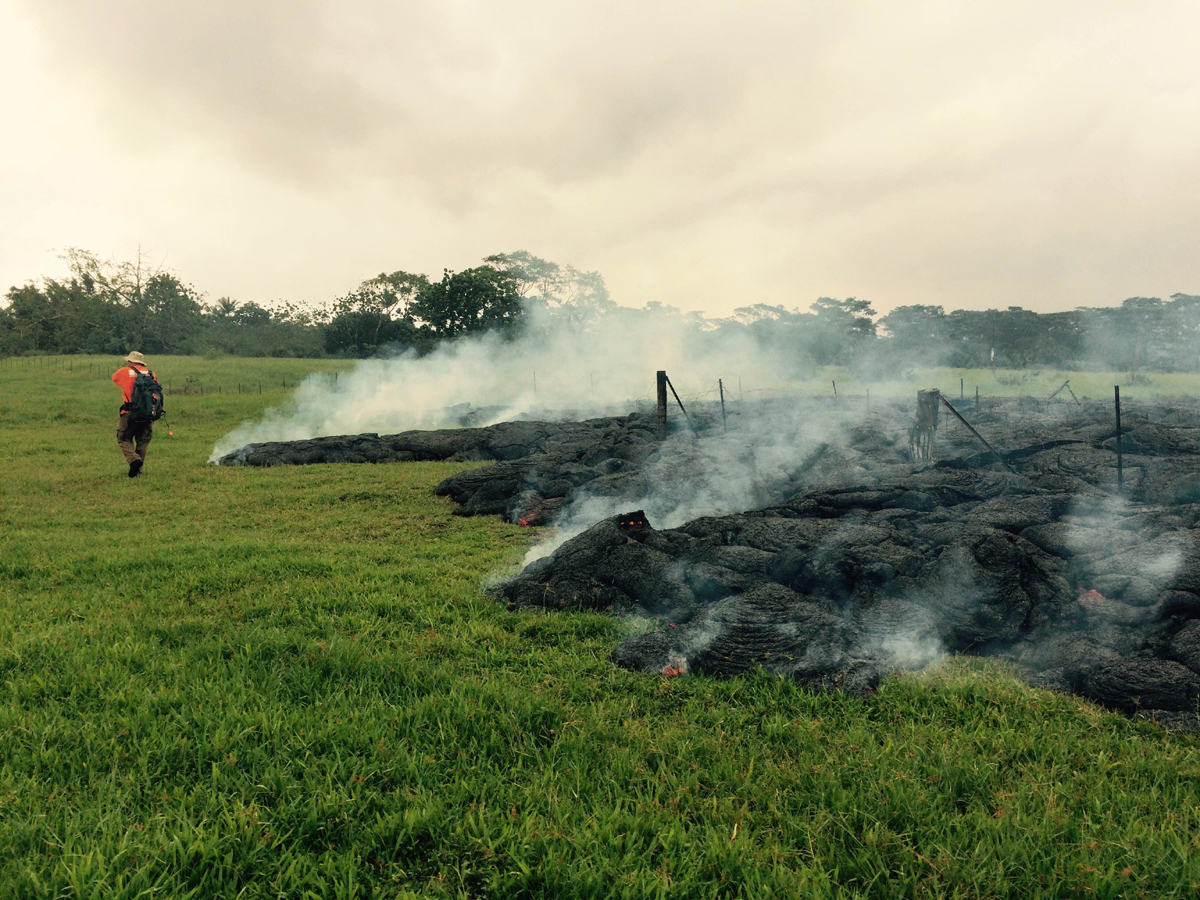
[
  {"xmin": 807, "ymin": 297, "xmax": 877, "ymax": 364},
  {"xmin": 411, "ymin": 266, "xmax": 524, "ymax": 339},
  {"xmin": 210, "ymin": 297, "xmax": 239, "ymax": 319},
  {"xmin": 324, "ymin": 271, "xmax": 428, "ymax": 356},
  {"xmin": 486, "ymin": 251, "xmax": 613, "ymax": 328}
]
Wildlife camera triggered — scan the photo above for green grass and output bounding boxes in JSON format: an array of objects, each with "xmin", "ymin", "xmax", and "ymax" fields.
[{"xmin": 1, "ymin": 355, "xmax": 1199, "ymax": 899}]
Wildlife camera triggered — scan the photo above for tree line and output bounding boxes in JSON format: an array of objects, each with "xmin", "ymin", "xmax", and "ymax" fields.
[{"xmin": 2, "ymin": 248, "xmax": 1198, "ymax": 372}]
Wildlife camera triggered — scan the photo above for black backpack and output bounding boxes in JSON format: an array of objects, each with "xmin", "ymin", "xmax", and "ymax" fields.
[{"xmin": 128, "ymin": 369, "xmax": 165, "ymax": 422}]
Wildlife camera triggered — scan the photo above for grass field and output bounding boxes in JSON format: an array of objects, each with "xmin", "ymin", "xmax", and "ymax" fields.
[{"xmin": 2, "ymin": 355, "xmax": 1200, "ymax": 899}]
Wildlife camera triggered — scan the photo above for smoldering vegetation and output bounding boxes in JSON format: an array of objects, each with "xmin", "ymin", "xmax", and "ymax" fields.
[{"xmin": 221, "ymin": 392, "xmax": 1200, "ymax": 728}]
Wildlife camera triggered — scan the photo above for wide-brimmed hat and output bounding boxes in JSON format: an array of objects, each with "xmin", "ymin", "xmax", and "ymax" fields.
[{"xmin": 125, "ymin": 351, "xmax": 145, "ymax": 365}]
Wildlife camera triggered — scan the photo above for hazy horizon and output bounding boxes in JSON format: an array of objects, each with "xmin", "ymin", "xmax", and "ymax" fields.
[{"xmin": 3, "ymin": 0, "xmax": 1198, "ymax": 317}]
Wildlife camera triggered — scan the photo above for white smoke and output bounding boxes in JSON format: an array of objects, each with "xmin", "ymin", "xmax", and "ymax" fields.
[
  {"xmin": 879, "ymin": 630, "xmax": 944, "ymax": 670},
  {"xmin": 1066, "ymin": 495, "xmax": 1187, "ymax": 606},
  {"xmin": 522, "ymin": 400, "xmax": 876, "ymax": 564},
  {"xmin": 209, "ymin": 302, "xmax": 817, "ymax": 463}
]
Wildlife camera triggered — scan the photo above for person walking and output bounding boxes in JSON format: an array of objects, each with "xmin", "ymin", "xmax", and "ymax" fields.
[{"xmin": 112, "ymin": 351, "xmax": 161, "ymax": 477}]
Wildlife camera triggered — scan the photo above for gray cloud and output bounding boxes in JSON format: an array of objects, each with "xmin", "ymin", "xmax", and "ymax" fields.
[{"xmin": 3, "ymin": 0, "xmax": 1199, "ymax": 314}]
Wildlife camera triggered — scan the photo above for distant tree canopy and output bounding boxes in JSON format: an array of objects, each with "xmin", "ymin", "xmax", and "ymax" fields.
[
  {"xmin": 0, "ymin": 250, "xmax": 205, "ymax": 355},
  {"xmin": 410, "ymin": 266, "xmax": 522, "ymax": 339},
  {"xmin": 3, "ymin": 247, "xmax": 1199, "ymax": 370},
  {"xmin": 319, "ymin": 264, "xmax": 526, "ymax": 355},
  {"xmin": 484, "ymin": 251, "xmax": 614, "ymax": 330},
  {"xmin": 322, "ymin": 270, "xmax": 429, "ymax": 356},
  {"xmin": 872, "ymin": 296, "xmax": 1200, "ymax": 372}
]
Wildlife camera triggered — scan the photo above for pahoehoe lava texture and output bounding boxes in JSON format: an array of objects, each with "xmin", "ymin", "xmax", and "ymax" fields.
[
  {"xmin": 499, "ymin": 471, "xmax": 1200, "ymax": 728},
  {"xmin": 223, "ymin": 397, "xmax": 1200, "ymax": 726},
  {"xmin": 217, "ymin": 414, "xmax": 665, "ymax": 524},
  {"xmin": 490, "ymin": 399, "xmax": 1200, "ymax": 729}
]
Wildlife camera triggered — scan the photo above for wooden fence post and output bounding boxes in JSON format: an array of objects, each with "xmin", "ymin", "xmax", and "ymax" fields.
[{"xmin": 1115, "ymin": 385, "xmax": 1123, "ymax": 492}]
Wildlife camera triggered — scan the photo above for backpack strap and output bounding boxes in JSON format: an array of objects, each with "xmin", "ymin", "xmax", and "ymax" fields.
[{"xmin": 122, "ymin": 367, "xmax": 147, "ymax": 414}]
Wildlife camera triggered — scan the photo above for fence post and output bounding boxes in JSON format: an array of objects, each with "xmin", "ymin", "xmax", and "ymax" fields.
[
  {"xmin": 719, "ymin": 379, "xmax": 727, "ymax": 433},
  {"xmin": 1115, "ymin": 385, "xmax": 1123, "ymax": 492}
]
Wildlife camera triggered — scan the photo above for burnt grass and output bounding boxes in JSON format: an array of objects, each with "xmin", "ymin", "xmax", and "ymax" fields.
[{"xmin": 222, "ymin": 396, "xmax": 1200, "ymax": 729}]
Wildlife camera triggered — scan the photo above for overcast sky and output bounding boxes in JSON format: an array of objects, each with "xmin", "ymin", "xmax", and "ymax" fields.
[{"xmin": 2, "ymin": 0, "xmax": 1198, "ymax": 317}]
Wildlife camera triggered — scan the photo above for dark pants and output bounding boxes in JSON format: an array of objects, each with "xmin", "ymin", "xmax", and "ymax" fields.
[{"xmin": 117, "ymin": 415, "xmax": 152, "ymax": 465}]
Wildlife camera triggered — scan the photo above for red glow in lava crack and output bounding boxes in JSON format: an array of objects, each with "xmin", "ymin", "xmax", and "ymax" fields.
[
  {"xmin": 1078, "ymin": 587, "xmax": 1108, "ymax": 603},
  {"xmin": 662, "ymin": 658, "xmax": 687, "ymax": 677}
]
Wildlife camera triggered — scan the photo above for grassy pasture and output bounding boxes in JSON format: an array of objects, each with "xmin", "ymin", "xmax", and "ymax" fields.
[{"xmin": 1, "ymin": 355, "xmax": 1199, "ymax": 899}]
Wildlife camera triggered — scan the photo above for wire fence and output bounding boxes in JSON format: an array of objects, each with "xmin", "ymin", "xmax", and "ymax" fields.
[
  {"xmin": 0, "ymin": 354, "xmax": 333, "ymax": 395},
  {"xmin": 2, "ymin": 354, "xmax": 1176, "ymax": 435}
]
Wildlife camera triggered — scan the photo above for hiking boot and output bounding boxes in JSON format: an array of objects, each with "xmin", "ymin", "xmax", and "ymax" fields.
[{"xmin": 128, "ymin": 459, "xmax": 144, "ymax": 478}]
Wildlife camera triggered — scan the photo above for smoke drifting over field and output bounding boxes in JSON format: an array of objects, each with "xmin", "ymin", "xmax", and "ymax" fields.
[
  {"xmin": 520, "ymin": 408, "xmax": 846, "ymax": 565},
  {"xmin": 210, "ymin": 302, "xmax": 889, "ymax": 578},
  {"xmin": 209, "ymin": 305, "xmax": 809, "ymax": 463}
]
